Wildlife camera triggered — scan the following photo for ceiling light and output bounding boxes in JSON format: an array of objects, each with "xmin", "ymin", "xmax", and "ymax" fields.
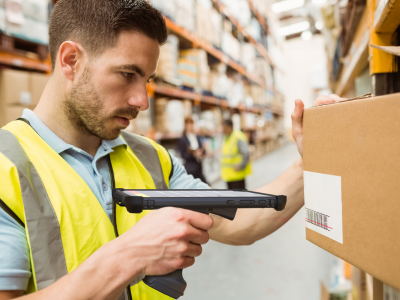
[
  {"xmin": 257, "ymin": 120, "xmax": 265, "ymax": 127},
  {"xmin": 272, "ymin": 0, "xmax": 305, "ymax": 14},
  {"xmin": 277, "ymin": 21, "xmax": 310, "ymax": 36},
  {"xmin": 312, "ymin": 0, "xmax": 328, "ymax": 4},
  {"xmin": 315, "ymin": 21, "xmax": 324, "ymax": 30},
  {"xmin": 301, "ymin": 30, "xmax": 313, "ymax": 40}
]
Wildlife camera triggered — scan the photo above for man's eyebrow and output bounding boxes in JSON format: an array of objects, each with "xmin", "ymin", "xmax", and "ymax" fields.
[{"xmin": 118, "ymin": 64, "xmax": 145, "ymax": 77}]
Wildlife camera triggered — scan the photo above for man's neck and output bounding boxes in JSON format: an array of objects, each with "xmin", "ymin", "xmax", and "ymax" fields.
[{"xmin": 34, "ymin": 78, "xmax": 101, "ymax": 157}]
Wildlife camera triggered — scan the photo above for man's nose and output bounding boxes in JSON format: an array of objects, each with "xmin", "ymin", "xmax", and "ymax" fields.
[{"xmin": 127, "ymin": 84, "xmax": 149, "ymax": 111}]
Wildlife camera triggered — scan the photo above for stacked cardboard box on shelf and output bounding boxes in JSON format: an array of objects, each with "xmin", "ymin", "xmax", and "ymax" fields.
[
  {"xmin": 183, "ymin": 100, "xmax": 192, "ymax": 118},
  {"xmin": 0, "ymin": 0, "xmax": 49, "ymax": 45},
  {"xmin": 209, "ymin": 63, "xmax": 230, "ymax": 98},
  {"xmin": 154, "ymin": 98, "xmax": 168, "ymax": 133},
  {"xmin": 148, "ymin": 0, "xmax": 175, "ymax": 19},
  {"xmin": 154, "ymin": 98, "xmax": 184, "ymax": 133},
  {"xmin": 226, "ymin": 77, "xmax": 244, "ymax": 107},
  {"xmin": 125, "ymin": 108, "xmax": 151, "ymax": 135},
  {"xmin": 0, "ymin": 69, "xmax": 48, "ymax": 127},
  {"xmin": 196, "ymin": 1, "xmax": 222, "ymax": 47},
  {"xmin": 241, "ymin": 43, "xmax": 257, "ymax": 73},
  {"xmin": 254, "ymin": 57, "xmax": 272, "ymax": 82},
  {"xmin": 157, "ymin": 35, "xmax": 180, "ymax": 82},
  {"xmin": 221, "ymin": 31, "xmax": 241, "ymax": 62},
  {"xmin": 178, "ymin": 49, "xmax": 210, "ymax": 90},
  {"xmin": 174, "ymin": 0, "xmax": 195, "ymax": 33},
  {"xmin": 249, "ymin": 85, "xmax": 267, "ymax": 105}
]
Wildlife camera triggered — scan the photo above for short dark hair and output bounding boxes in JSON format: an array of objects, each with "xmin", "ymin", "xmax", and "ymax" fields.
[
  {"xmin": 49, "ymin": 0, "xmax": 167, "ymax": 72},
  {"xmin": 185, "ymin": 117, "xmax": 194, "ymax": 124},
  {"xmin": 223, "ymin": 119, "xmax": 233, "ymax": 128}
]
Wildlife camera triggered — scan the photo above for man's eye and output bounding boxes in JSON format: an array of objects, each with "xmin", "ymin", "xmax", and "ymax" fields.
[{"xmin": 122, "ymin": 72, "xmax": 134, "ymax": 79}]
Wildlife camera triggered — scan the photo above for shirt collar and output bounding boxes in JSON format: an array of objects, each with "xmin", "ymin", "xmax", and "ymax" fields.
[{"xmin": 21, "ymin": 109, "xmax": 127, "ymax": 154}]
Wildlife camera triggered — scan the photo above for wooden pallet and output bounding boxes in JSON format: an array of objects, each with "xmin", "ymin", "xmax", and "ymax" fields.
[{"xmin": 0, "ymin": 33, "xmax": 48, "ymax": 60}]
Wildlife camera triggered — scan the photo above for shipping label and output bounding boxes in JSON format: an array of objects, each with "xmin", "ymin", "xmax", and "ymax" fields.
[{"xmin": 304, "ymin": 171, "xmax": 343, "ymax": 244}]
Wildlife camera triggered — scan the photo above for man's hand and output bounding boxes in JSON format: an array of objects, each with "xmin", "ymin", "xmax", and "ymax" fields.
[
  {"xmin": 291, "ymin": 94, "xmax": 346, "ymax": 156},
  {"xmin": 8, "ymin": 208, "xmax": 213, "ymax": 300},
  {"xmin": 193, "ymin": 149, "xmax": 203, "ymax": 158},
  {"xmin": 118, "ymin": 207, "xmax": 214, "ymax": 276}
]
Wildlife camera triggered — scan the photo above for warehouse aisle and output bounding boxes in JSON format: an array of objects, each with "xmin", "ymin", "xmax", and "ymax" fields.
[{"xmin": 183, "ymin": 142, "xmax": 335, "ymax": 300}]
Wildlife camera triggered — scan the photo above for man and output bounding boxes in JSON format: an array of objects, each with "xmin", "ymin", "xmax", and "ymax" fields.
[
  {"xmin": 221, "ymin": 119, "xmax": 251, "ymax": 189},
  {"xmin": 0, "ymin": 0, "xmax": 343, "ymax": 299},
  {"xmin": 177, "ymin": 117, "xmax": 207, "ymax": 184}
]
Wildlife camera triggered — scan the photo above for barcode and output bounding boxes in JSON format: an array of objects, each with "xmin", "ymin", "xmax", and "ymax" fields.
[{"xmin": 305, "ymin": 208, "xmax": 331, "ymax": 231}]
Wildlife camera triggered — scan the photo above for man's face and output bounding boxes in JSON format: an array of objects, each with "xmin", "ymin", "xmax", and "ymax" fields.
[
  {"xmin": 64, "ymin": 31, "xmax": 160, "ymax": 140},
  {"xmin": 185, "ymin": 122, "xmax": 194, "ymax": 134},
  {"xmin": 222, "ymin": 124, "xmax": 233, "ymax": 136}
]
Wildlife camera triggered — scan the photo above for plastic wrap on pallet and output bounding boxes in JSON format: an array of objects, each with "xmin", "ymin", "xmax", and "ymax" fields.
[
  {"xmin": 157, "ymin": 34, "xmax": 180, "ymax": 82},
  {"xmin": 174, "ymin": 0, "xmax": 195, "ymax": 32},
  {"xmin": 149, "ymin": 0, "xmax": 175, "ymax": 20},
  {"xmin": 220, "ymin": 0, "xmax": 251, "ymax": 28},
  {"xmin": 0, "ymin": 0, "xmax": 49, "ymax": 45}
]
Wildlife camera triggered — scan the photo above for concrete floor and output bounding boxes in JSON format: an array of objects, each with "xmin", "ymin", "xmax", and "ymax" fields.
[{"xmin": 183, "ymin": 142, "xmax": 335, "ymax": 300}]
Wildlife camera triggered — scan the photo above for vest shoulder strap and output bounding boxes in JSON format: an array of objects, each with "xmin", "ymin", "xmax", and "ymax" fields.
[{"xmin": 120, "ymin": 131, "xmax": 173, "ymax": 188}]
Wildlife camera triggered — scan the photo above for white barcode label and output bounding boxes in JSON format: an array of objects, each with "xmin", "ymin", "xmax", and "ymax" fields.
[
  {"xmin": 305, "ymin": 209, "xmax": 331, "ymax": 231},
  {"xmin": 304, "ymin": 171, "xmax": 343, "ymax": 244}
]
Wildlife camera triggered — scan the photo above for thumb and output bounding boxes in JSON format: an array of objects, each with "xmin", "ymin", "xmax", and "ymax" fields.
[{"xmin": 291, "ymin": 99, "xmax": 304, "ymax": 131}]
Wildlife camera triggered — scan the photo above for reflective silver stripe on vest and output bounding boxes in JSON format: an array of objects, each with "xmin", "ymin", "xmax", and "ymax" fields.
[
  {"xmin": 0, "ymin": 129, "xmax": 68, "ymax": 290},
  {"xmin": 121, "ymin": 131, "xmax": 168, "ymax": 189}
]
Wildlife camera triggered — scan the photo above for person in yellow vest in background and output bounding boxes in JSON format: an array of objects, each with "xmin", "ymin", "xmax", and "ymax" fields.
[
  {"xmin": 221, "ymin": 119, "xmax": 252, "ymax": 189},
  {"xmin": 0, "ymin": 0, "xmax": 344, "ymax": 299}
]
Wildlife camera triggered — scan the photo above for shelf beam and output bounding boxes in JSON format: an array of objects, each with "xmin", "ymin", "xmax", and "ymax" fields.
[
  {"xmin": 0, "ymin": 50, "xmax": 50, "ymax": 72},
  {"xmin": 148, "ymin": 83, "xmax": 276, "ymax": 115}
]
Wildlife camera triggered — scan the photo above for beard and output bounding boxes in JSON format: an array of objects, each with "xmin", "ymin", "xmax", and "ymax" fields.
[{"xmin": 64, "ymin": 66, "xmax": 139, "ymax": 140}]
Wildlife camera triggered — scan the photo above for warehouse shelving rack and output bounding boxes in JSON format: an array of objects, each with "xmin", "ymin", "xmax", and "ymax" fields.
[
  {"xmin": 1, "ymin": 0, "xmax": 285, "ymax": 160},
  {"xmin": 145, "ymin": 3, "xmax": 285, "ymax": 148},
  {"xmin": 333, "ymin": 0, "xmax": 400, "ymax": 97}
]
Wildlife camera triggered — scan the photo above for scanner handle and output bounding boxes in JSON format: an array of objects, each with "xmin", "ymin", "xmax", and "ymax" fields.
[
  {"xmin": 142, "ymin": 209, "xmax": 209, "ymax": 299},
  {"xmin": 143, "ymin": 269, "xmax": 186, "ymax": 299}
]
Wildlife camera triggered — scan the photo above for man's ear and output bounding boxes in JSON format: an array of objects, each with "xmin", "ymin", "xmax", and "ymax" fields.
[{"xmin": 58, "ymin": 41, "xmax": 85, "ymax": 81}]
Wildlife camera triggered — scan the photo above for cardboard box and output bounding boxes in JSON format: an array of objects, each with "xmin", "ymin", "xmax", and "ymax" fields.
[
  {"xmin": 0, "ymin": 69, "xmax": 31, "ymax": 106},
  {"xmin": 0, "ymin": 105, "xmax": 32, "ymax": 127},
  {"xmin": 29, "ymin": 72, "xmax": 48, "ymax": 106},
  {"xmin": 303, "ymin": 93, "xmax": 400, "ymax": 291}
]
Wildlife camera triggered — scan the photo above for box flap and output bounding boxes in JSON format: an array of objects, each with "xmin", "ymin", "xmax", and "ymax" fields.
[{"xmin": 312, "ymin": 93, "xmax": 373, "ymax": 108}]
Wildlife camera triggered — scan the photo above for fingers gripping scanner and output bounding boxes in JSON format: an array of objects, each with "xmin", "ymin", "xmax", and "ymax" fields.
[{"xmin": 113, "ymin": 189, "xmax": 287, "ymax": 299}]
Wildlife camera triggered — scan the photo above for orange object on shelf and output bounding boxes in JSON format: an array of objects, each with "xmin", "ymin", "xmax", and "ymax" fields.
[
  {"xmin": 344, "ymin": 262, "xmax": 352, "ymax": 279},
  {"xmin": 0, "ymin": 50, "xmax": 50, "ymax": 72},
  {"xmin": 147, "ymin": 83, "xmax": 271, "ymax": 115}
]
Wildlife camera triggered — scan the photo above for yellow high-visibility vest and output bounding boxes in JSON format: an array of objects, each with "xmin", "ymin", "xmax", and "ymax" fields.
[
  {"xmin": 221, "ymin": 130, "xmax": 251, "ymax": 182},
  {"xmin": 0, "ymin": 120, "xmax": 173, "ymax": 300}
]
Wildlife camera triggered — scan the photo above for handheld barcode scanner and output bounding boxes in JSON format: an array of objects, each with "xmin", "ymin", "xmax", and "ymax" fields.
[{"xmin": 112, "ymin": 189, "xmax": 287, "ymax": 299}]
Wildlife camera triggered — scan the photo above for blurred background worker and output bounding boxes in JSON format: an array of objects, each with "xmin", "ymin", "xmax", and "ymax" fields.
[
  {"xmin": 221, "ymin": 119, "xmax": 251, "ymax": 189},
  {"xmin": 177, "ymin": 117, "xmax": 208, "ymax": 184}
]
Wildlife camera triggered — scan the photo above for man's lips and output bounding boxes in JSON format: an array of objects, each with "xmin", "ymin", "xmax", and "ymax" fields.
[{"xmin": 115, "ymin": 116, "xmax": 130, "ymax": 127}]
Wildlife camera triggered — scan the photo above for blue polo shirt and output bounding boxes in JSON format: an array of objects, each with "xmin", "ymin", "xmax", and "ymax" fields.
[{"xmin": 0, "ymin": 109, "xmax": 209, "ymax": 291}]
